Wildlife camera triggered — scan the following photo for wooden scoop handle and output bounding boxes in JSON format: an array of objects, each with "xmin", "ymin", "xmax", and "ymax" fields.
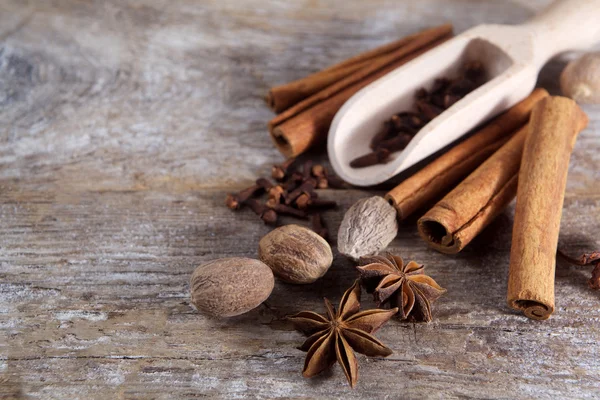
[{"xmin": 524, "ymin": 0, "xmax": 600, "ymax": 67}]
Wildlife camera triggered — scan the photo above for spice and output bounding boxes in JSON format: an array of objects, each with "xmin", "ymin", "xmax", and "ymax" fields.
[
  {"xmin": 357, "ymin": 253, "xmax": 446, "ymax": 322},
  {"xmin": 225, "ymin": 160, "xmax": 341, "ymax": 236},
  {"xmin": 337, "ymin": 196, "xmax": 398, "ymax": 260},
  {"xmin": 507, "ymin": 97, "xmax": 589, "ymax": 320},
  {"xmin": 268, "ymin": 25, "xmax": 453, "ymax": 158},
  {"xmin": 272, "ymin": 158, "xmax": 298, "ymax": 181},
  {"xmin": 258, "ymin": 224, "xmax": 333, "ymax": 284},
  {"xmin": 560, "ymin": 52, "xmax": 600, "ymax": 104},
  {"xmin": 417, "ymin": 124, "xmax": 528, "ymax": 254},
  {"xmin": 246, "ymin": 199, "xmax": 278, "ymax": 226},
  {"xmin": 287, "ymin": 280, "xmax": 397, "ymax": 388},
  {"xmin": 558, "ymin": 250, "xmax": 600, "ymax": 290},
  {"xmin": 349, "ymin": 61, "xmax": 486, "ymax": 168},
  {"xmin": 225, "ymin": 183, "xmax": 264, "ymax": 210},
  {"xmin": 190, "ymin": 258, "xmax": 274, "ymax": 318},
  {"xmin": 385, "ymin": 89, "xmax": 549, "ymax": 220}
]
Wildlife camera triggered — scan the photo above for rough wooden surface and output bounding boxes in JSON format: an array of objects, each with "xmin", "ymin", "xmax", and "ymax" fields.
[{"xmin": 1, "ymin": 1, "xmax": 599, "ymax": 399}]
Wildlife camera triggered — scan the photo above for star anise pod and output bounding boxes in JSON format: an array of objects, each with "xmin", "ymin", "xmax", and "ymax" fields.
[
  {"xmin": 287, "ymin": 280, "xmax": 398, "ymax": 388},
  {"xmin": 357, "ymin": 253, "xmax": 446, "ymax": 322}
]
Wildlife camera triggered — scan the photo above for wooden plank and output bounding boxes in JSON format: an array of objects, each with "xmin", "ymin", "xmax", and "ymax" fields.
[{"xmin": 1, "ymin": 0, "xmax": 599, "ymax": 398}]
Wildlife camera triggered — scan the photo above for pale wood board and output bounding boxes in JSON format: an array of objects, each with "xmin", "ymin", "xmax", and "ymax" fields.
[{"xmin": 1, "ymin": 0, "xmax": 599, "ymax": 399}]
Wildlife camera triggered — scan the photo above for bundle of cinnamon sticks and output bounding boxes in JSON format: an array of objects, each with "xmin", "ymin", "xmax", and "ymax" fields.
[{"xmin": 266, "ymin": 24, "xmax": 454, "ymax": 158}]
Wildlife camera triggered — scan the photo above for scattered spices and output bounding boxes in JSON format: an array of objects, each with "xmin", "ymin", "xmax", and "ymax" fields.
[
  {"xmin": 558, "ymin": 250, "xmax": 600, "ymax": 290},
  {"xmin": 507, "ymin": 97, "xmax": 588, "ymax": 320},
  {"xmin": 349, "ymin": 61, "xmax": 486, "ymax": 168},
  {"xmin": 357, "ymin": 253, "xmax": 446, "ymax": 322},
  {"xmin": 190, "ymin": 258, "xmax": 274, "ymax": 318},
  {"xmin": 258, "ymin": 225, "xmax": 333, "ymax": 284},
  {"xmin": 225, "ymin": 159, "xmax": 342, "ymax": 238},
  {"xmin": 287, "ymin": 280, "xmax": 397, "ymax": 388}
]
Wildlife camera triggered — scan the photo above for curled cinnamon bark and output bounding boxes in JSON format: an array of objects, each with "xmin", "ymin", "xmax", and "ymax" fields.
[{"xmin": 507, "ymin": 97, "xmax": 589, "ymax": 321}]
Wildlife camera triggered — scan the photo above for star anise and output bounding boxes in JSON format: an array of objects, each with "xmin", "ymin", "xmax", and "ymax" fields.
[
  {"xmin": 357, "ymin": 253, "xmax": 446, "ymax": 322},
  {"xmin": 287, "ymin": 280, "xmax": 398, "ymax": 388}
]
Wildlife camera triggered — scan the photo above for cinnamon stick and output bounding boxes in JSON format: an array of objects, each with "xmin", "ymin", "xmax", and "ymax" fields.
[
  {"xmin": 417, "ymin": 124, "xmax": 529, "ymax": 254},
  {"xmin": 266, "ymin": 24, "xmax": 453, "ymax": 114},
  {"xmin": 507, "ymin": 97, "xmax": 588, "ymax": 320},
  {"xmin": 269, "ymin": 25, "xmax": 453, "ymax": 158},
  {"xmin": 385, "ymin": 89, "xmax": 549, "ymax": 220}
]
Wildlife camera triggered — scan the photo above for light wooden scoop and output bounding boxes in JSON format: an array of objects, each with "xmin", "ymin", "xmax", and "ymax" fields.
[{"xmin": 327, "ymin": 0, "xmax": 600, "ymax": 186}]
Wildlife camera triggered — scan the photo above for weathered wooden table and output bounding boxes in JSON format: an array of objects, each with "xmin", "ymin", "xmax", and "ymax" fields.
[{"xmin": 1, "ymin": 1, "xmax": 599, "ymax": 398}]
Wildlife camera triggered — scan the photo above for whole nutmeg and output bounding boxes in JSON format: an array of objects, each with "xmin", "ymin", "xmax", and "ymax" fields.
[
  {"xmin": 258, "ymin": 224, "xmax": 332, "ymax": 284},
  {"xmin": 190, "ymin": 257, "xmax": 274, "ymax": 317},
  {"xmin": 337, "ymin": 196, "xmax": 398, "ymax": 260},
  {"xmin": 560, "ymin": 52, "xmax": 600, "ymax": 104}
]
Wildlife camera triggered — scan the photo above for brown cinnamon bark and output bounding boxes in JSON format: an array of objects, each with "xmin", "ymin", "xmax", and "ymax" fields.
[
  {"xmin": 266, "ymin": 24, "xmax": 453, "ymax": 114},
  {"xmin": 417, "ymin": 124, "xmax": 529, "ymax": 254},
  {"xmin": 507, "ymin": 97, "xmax": 588, "ymax": 320},
  {"xmin": 269, "ymin": 25, "xmax": 453, "ymax": 158},
  {"xmin": 385, "ymin": 89, "xmax": 549, "ymax": 220}
]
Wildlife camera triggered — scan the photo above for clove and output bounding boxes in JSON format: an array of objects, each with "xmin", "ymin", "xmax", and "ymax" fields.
[
  {"xmin": 225, "ymin": 184, "xmax": 264, "ymax": 210},
  {"xmin": 272, "ymin": 158, "xmax": 297, "ymax": 181},
  {"xmin": 271, "ymin": 203, "xmax": 308, "ymax": 219},
  {"xmin": 286, "ymin": 179, "xmax": 316, "ymax": 205},
  {"xmin": 246, "ymin": 199, "xmax": 278, "ymax": 225},
  {"xmin": 349, "ymin": 148, "xmax": 391, "ymax": 168}
]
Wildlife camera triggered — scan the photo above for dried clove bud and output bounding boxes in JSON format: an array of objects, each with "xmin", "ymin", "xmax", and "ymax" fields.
[
  {"xmin": 370, "ymin": 120, "xmax": 395, "ymax": 150},
  {"xmin": 349, "ymin": 148, "xmax": 390, "ymax": 169},
  {"xmin": 266, "ymin": 185, "xmax": 285, "ymax": 208},
  {"xmin": 416, "ymin": 100, "xmax": 443, "ymax": 120},
  {"xmin": 323, "ymin": 168, "xmax": 346, "ymax": 189},
  {"xmin": 311, "ymin": 164, "xmax": 328, "ymax": 189},
  {"xmin": 246, "ymin": 199, "xmax": 278, "ymax": 225},
  {"xmin": 256, "ymin": 177, "xmax": 274, "ymax": 191},
  {"xmin": 295, "ymin": 193, "xmax": 311, "ymax": 210},
  {"xmin": 302, "ymin": 160, "xmax": 313, "ymax": 180},
  {"xmin": 272, "ymin": 158, "xmax": 297, "ymax": 181},
  {"xmin": 286, "ymin": 179, "xmax": 316, "ymax": 205},
  {"xmin": 377, "ymin": 133, "xmax": 412, "ymax": 152},
  {"xmin": 225, "ymin": 184, "xmax": 264, "ymax": 210},
  {"xmin": 271, "ymin": 203, "xmax": 308, "ymax": 219}
]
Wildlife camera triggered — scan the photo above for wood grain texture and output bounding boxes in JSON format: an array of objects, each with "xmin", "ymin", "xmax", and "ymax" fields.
[{"xmin": 1, "ymin": 0, "xmax": 599, "ymax": 398}]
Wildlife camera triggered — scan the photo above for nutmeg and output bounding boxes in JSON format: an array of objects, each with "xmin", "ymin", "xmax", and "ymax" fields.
[
  {"xmin": 258, "ymin": 224, "xmax": 333, "ymax": 284},
  {"xmin": 337, "ymin": 196, "xmax": 398, "ymax": 260},
  {"xmin": 560, "ymin": 52, "xmax": 600, "ymax": 104},
  {"xmin": 190, "ymin": 257, "xmax": 274, "ymax": 317}
]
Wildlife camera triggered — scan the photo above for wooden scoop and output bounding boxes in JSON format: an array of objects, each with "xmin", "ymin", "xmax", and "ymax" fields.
[{"xmin": 327, "ymin": 0, "xmax": 600, "ymax": 186}]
